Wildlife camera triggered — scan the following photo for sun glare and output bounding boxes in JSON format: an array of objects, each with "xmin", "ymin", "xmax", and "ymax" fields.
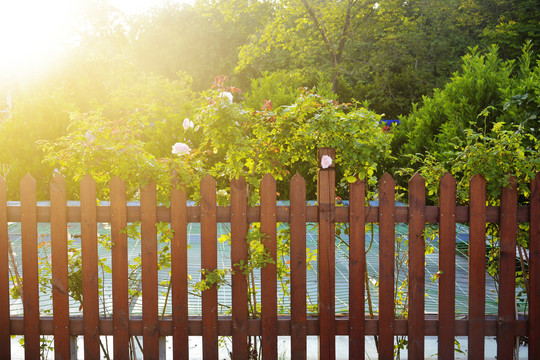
[
  {"xmin": 0, "ymin": 0, "xmax": 191, "ymax": 80},
  {"xmin": 0, "ymin": 1, "xmax": 81, "ymax": 79}
]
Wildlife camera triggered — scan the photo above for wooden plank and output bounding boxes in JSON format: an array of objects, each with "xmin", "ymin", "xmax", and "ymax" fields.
[
  {"xmin": 348, "ymin": 177, "xmax": 365, "ymax": 359},
  {"xmin": 6, "ymin": 316, "xmax": 533, "ymax": 337},
  {"xmin": 468, "ymin": 174, "xmax": 486, "ymax": 360},
  {"xmin": 110, "ymin": 176, "xmax": 130, "ymax": 359},
  {"xmin": 201, "ymin": 174, "xmax": 218, "ymax": 360},
  {"xmin": 530, "ymin": 172, "xmax": 540, "ymax": 359},
  {"xmin": 290, "ymin": 173, "xmax": 307, "ymax": 359},
  {"xmin": 20, "ymin": 174, "xmax": 40, "ymax": 358},
  {"xmin": 80, "ymin": 175, "xmax": 100, "ymax": 359},
  {"xmin": 438, "ymin": 173, "xmax": 456, "ymax": 358},
  {"xmin": 0, "ymin": 177, "xmax": 10, "ymax": 357},
  {"xmin": 50, "ymin": 175, "xmax": 71, "ymax": 359},
  {"xmin": 317, "ymin": 148, "xmax": 336, "ymax": 360},
  {"xmin": 408, "ymin": 173, "xmax": 425, "ymax": 359},
  {"xmin": 5, "ymin": 203, "xmax": 534, "ymax": 224},
  {"xmin": 497, "ymin": 176, "xmax": 517, "ymax": 360},
  {"xmin": 378, "ymin": 172, "xmax": 395, "ymax": 360},
  {"xmin": 171, "ymin": 181, "xmax": 189, "ymax": 359},
  {"xmin": 261, "ymin": 174, "xmax": 278, "ymax": 359},
  {"xmin": 231, "ymin": 177, "xmax": 249, "ymax": 359},
  {"xmin": 141, "ymin": 182, "xmax": 159, "ymax": 358}
]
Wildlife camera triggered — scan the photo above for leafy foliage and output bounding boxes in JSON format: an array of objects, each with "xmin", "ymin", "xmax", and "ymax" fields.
[{"xmin": 394, "ymin": 43, "xmax": 540, "ymax": 172}]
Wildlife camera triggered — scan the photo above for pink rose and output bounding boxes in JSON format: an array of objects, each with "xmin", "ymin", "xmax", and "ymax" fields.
[
  {"xmin": 321, "ymin": 155, "xmax": 333, "ymax": 169},
  {"xmin": 172, "ymin": 142, "xmax": 191, "ymax": 155}
]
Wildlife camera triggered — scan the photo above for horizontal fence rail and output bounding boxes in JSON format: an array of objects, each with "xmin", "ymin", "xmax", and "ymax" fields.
[{"xmin": 0, "ymin": 148, "xmax": 538, "ymax": 359}]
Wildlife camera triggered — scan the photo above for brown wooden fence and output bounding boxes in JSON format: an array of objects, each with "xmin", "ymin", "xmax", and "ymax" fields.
[{"xmin": 0, "ymin": 147, "xmax": 539, "ymax": 359}]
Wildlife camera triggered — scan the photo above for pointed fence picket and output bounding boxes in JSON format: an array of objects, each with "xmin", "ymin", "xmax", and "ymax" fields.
[
  {"xmin": 111, "ymin": 176, "xmax": 130, "ymax": 359},
  {"xmin": 170, "ymin": 180, "xmax": 189, "ymax": 359},
  {"xmin": 290, "ymin": 173, "xmax": 307, "ymax": 359},
  {"xmin": 21, "ymin": 174, "xmax": 40, "ymax": 358},
  {"xmin": 0, "ymin": 148, "xmax": 538, "ymax": 360},
  {"xmin": 201, "ymin": 174, "xmax": 218, "ymax": 359},
  {"xmin": 530, "ymin": 173, "xmax": 540, "ymax": 359},
  {"xmin": 468, "ymin": 174, "xmax": 487, "ymax": 359},
  {"xmin": 261, "ymin": 174, "xmax": 278, "ymax": 359},
  {"xmin": 378, "ymin": 172, "xmax": 395, "ymax": 360},
  {"xmin": 141, "ymin": 182, "xmax": 160, "ymax": 357},
  {"xmin": 348, "ymin": 177, "xmax": 365, "ymax": 359},
  {"xmin": 80, "ymin": 175, "xmax": 100, "ymax": 358},
  {"xmin": 407, "ymin": 173, "xmax": 425, "ymax": 359},
  {"xmin": 0, "ymin": 177, "xmax": 9, "ymax": 356},
  {"xmin": 317, "ymin": 147, "xmax": 336, "ymax": 359},
  {"xmin": 231, "ymin": 177, "xmax": 249, "ymax": 359},
  {"xmin": 438, "ymin": 173, "xmax": 456, "ymax": 358},
  {"xmin": 51, "ymin": 175, "xmax": 70, "ymax": 358},
  {"xmin": 498, "ymin": 177, "xmax": 518, "ymax": 359}
]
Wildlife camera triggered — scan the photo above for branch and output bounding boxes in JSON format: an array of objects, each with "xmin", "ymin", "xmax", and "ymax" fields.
[
  {"xmin": 299, "ymin": 0, "xmax": 337, "ymax": 63},
  {"xmin": 335, "ymin": 0, "xmax": 358, "ymax": 64}
]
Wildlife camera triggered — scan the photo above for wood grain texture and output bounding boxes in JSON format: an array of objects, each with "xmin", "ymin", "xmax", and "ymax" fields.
[
  {"xmin": 21, "ymin": 174, "xmax": 40, "ymax": 358},
  {"xmin": 4, "ymin": 203, "xmax": 533, "ymax": 224},
  {"xmin": 407, "ymin": 173, "xmax": 425, "ymax": 359},
  {"xmin": 231, "ymin": 177, "xmax": 248, "ymax": 359},
  {"xmin": 171, "ymin": 181, "xmax": 189, "ymax": 359},
  {"xmin": 468, "ymin": 174, "xmax": 486, "ymax": 360},
  {"xmin": 317, "ymin": 148, "xmax": 335, "ymax": 360},
  {"xmin": 0, "ymin": 177, "xmax": 10, "ymax": 357},
  {"xmin": 201, "ymin": 174, "xmax": 218, "ymax": 360},
  {"xmin": 378, "ymin": 173, "xmax": 395, "ymax": 360},
  {"xmin": 141, "ymin": 182, "xmax": 159, "ymax": 358},
  {"xmin": 530, "ymin": 172, "xmax": 540, "ymax": 359},
  {"xmin": 5, "ymin": 315, "xmax": 533, "ymax": 336},
  {"xmin": 111, "ymin": 176, "xmax": 130, "ymax": 359},
  {"xmin": 261, "ymin": 174, "xmax": 277, "ymax": 359},
  {"xmin": 290, "ymin": 173, "xmax": 307, "ymax": 359},
  {"xmin": 497, "ymin": 176, "xmax": 517, "ymax": 360},
  {"xmin": 438, "ymin": 173, "xmax": 456, "ymax": 358},
  {"xmin": 50, "ymin": 175, "xmax": 70, "ymax": 359},
  {"xmin": 348, "ymin": 178, "xmax": 365, "ymax": 359},
  {"xmin": 80, "ymin": 175, "xmax": 100, "ymax": 359}
]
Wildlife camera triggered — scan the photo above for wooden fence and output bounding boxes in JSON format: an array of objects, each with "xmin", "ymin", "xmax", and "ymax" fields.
[{"xmin": 0, "ymin": 147, "xmax": 539, "ymax": 359}]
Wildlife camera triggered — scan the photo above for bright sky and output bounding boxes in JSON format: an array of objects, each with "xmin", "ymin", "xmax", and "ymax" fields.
[{"xmin": 0, "ymin": 0, "xmax": 190, "ymax": 79}]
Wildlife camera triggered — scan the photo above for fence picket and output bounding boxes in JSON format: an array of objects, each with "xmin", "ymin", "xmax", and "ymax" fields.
[
  {"xmin": 0, "ymin": 177, "xmax": 10, "ymax": 357},
  {"xmin": 438, "ymin": 173, "xmax": 456, "ymax": 358},
  {"xmin": 51, "ymin": 175, "xmax": 71, "ymax": 359},
  {"xmin": 408, "ymin": 173, "xmax": 425, "ymax": 359},
  {"xmin": 530, "ymin": 173, "xmax": 540, "ymax": 359},
  {"xmin": 497, "ymin": 176, "xmax": 517, "ymax": 359},
  {"xmin": 111, "ymin": 176, "xmax": 130, "ymax": 359},
  {"xmin": 317, "ymin": 148, "xmax": 336, "ymax": 360},
  {"xmin": 171, "ymin": 181, "xmax": 189, "ymax": 359},
  {"xmin": 231, "ymin": 177, "xmax": 249, "ymax": 359},
  {"xmin": 20, "ymin": 174, "xmax": 40, "ymax": 358},
  {"xmin": 201, "ymin": 174, "xmax": 218, "ymax": 359},
  {"xmin": 0, "ymin": 166, "xmax": 538, "ymax": 359},
  {"xmin": 290, "ymin": 173, "xmax": 307, "ymax": 359},
  {"xmin": 378, "ymin": 172, "xmax": 395, "ymax": 360},
  {"xmin": 349, "ymin": 177, "xmax": 365, "ymax": 359},
  {"xmin": 141, "ymin": 182, "xmax": 159, "ymax": 358},
  {"xmin": 468, "ymin": 174, "xmax": 487, "ymax": 360},
  {"xmin": 80, "ymin": 175, "xmax": 100, "ymax": 358},
  {"xmin": 261, "ymin": 174, "xmax": 278, "ymax": 359}
]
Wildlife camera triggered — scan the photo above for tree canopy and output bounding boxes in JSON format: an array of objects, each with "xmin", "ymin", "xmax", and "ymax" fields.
[{"xmin": 0, "ymin": 0, "xmax": 539, "ymax": 198}]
